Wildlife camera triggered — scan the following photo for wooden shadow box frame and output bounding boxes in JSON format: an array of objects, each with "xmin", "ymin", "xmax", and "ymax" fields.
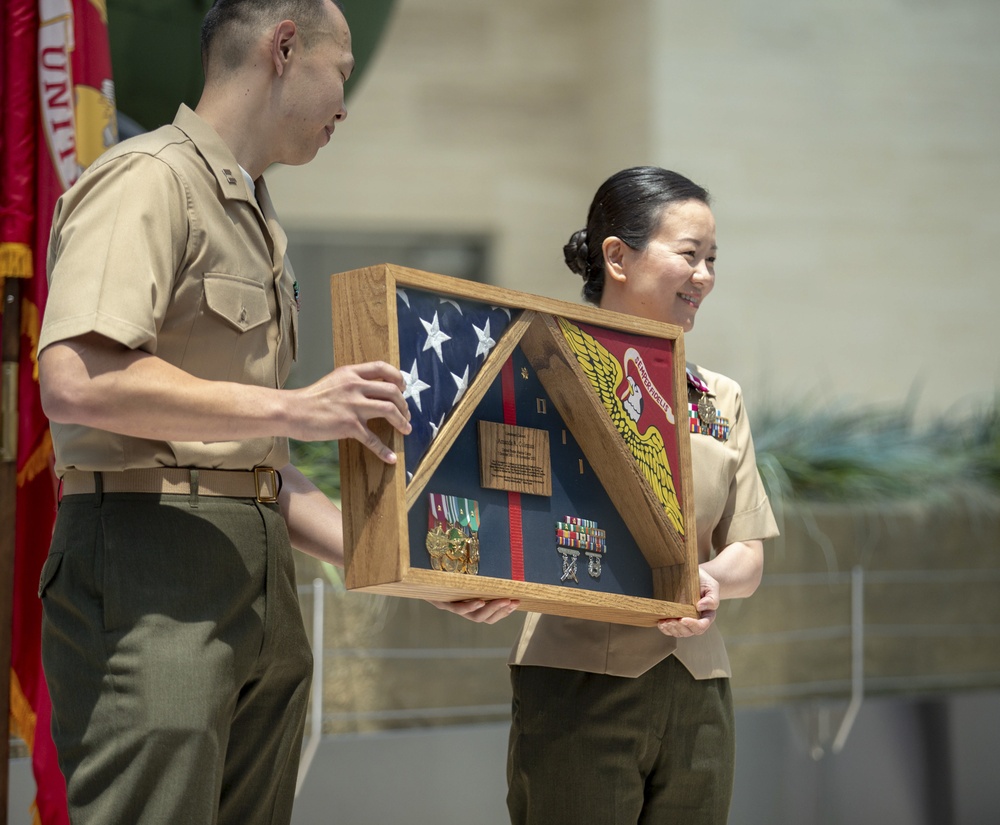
[{"xmin": 331, "ymin": 264, "xmax": 699, "ymax": 626}]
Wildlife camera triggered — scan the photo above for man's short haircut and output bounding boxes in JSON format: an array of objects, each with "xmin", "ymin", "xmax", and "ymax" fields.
[{"xmin": 201, "ymin": 0, "xmax": 344, "ymax": 75}]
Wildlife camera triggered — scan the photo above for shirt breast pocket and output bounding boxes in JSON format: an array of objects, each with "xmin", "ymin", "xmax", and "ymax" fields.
[
  {"xmin": 203, "ymin": 272, "xmax": 270, "ymax": 332},
  {"xmin": 183, "ymin": 272, "xmax": 273, "ymax": 383}
]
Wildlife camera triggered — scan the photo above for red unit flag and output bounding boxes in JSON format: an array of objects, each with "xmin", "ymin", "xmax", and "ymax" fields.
[{"xmin": 1, "ymin": 1, "xmax": 117, "ymax": 822}]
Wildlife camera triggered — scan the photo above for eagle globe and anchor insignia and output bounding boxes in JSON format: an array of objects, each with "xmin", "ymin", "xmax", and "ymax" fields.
[
  {"xmin": 553, "ymin": 318, "xmax": 687, "ymax": 585},
  {"xmin": 557, "ymin": 317, "xmax": 685, "ymax": 535}
]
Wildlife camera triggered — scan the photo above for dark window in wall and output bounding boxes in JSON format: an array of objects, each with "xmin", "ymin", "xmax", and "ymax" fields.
[{"xmin": 285, "ymin": 230, "xmax": 492, "ymax": 388}]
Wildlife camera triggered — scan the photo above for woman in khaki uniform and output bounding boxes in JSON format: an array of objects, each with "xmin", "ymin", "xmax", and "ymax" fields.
[{"xmin": 440, "ymin": 167, "xmax": 778, "ymax": 824}]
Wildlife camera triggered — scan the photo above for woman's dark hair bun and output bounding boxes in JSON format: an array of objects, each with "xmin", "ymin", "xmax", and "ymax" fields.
[{"xmin": 564, "ymin": 229, "xmax": 589, "ymax": 279}]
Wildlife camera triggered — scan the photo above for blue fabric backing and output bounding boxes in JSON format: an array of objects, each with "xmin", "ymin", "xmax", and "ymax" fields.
[{"xmin": 406, "ymin": 346, "xmax": 655, "ymax": 598}]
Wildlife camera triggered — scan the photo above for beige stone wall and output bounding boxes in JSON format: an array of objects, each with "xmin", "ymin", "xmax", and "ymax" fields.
[
  {"xmin": 268, "ymin": 0, "xmax": 1000, "ymax": 419},
  {"xmin": 647, "ymin": 0, "xmax": 1000, "ymax": 419}
]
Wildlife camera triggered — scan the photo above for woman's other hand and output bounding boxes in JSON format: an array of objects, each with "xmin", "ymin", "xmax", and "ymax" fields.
[
  {"xmin": 428, "ymin": 598, "xmax": 520, "ymax": 624},
  {"xmin": 656, "ymin": 567, "xmax": 719, "ymax": 637}
]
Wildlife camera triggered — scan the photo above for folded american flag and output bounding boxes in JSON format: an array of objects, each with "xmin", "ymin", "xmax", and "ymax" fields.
[{"xmin": 396, "ymin": 287, "xmax": 519, "ymax": 477}]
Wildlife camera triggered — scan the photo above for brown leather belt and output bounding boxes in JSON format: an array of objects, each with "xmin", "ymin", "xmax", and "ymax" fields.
[{"xmin": 60, "ymin": 467, "xmax": 281, "ymax": 503}]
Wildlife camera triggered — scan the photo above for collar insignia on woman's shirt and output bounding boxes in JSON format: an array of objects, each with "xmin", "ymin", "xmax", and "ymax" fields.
[{"xmin": 687, "ymin": 368, "xmax": 730, "ymax": 442}]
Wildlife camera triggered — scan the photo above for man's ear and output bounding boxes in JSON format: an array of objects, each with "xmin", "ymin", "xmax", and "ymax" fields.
[
  {"xmin": 271, "ymin": 20, "xmax": 298, "ymax": 76},
  {"xmin": 602, "ymin": 236, "xmax": 629, "ymax": 284}
]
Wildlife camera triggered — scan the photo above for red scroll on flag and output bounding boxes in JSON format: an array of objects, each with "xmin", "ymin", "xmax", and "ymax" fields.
[{"xmin": 1, "ymin": 1, "xmax": 117, "ymax": 822}]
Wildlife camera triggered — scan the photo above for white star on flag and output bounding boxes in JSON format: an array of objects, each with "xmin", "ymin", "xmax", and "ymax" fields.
[
  {"xmin": 401, "ymin": 358, "xmax": 431, "ymax": 412},
  {"xmin": 420, "ymin": 311, "xmax": 451, "ymax": 361},
  {"xmin": 451, "ymin": 365, "xmax": 470, "ymax": 405},
  {"xmin": 474, "ymin": 319, "xmax": 495, "ymax": 358}
]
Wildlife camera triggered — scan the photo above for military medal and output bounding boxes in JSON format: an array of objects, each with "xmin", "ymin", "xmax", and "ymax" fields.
[
  {"xmin": 425, "ymin": 523, "xmax": 449, "ymax": 571},
  {"xmin": 697, "ymin": 392, "xmax": 717, "ymax": 427},
  {"xmin": 444, "ymin": 523, "xmax": 467, "ymax": 573},
  {"xmin": 426, "ymin": 493, "xmax": 481, "ymax": 575},
  {"xmin": 463, "ymin": 500, "xmax": 481, "ymax": 574},
  {"xmin": 466, "ymin": 533, "xmax": 480, "ymax": 575},
  {"xmin": 556, "ymin": 516, "xmax": 606, "ymax": 583},
  {"xmin": 687, "ymin": 368, "xmax": 730, "ymax": 442},
  {"xmin": 558, "ymin": 548, "xmax": 580, "ymax": 583},
  {"xmin": 686, "ymin": 368, "xmax": 717, "ymax": 425}
]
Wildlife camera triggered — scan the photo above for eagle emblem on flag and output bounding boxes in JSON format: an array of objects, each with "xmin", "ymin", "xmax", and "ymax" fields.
[{"xmin": 557, "ymin": 317, "xmax": 685, "ymax": 536}]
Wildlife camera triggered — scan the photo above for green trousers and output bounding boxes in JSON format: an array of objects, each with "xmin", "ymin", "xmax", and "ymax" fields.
[
  {"xmin": 507, "ymin": 655, "xmax": 735, "ymax": 825},
  {"xmin": 40, "ymin": 491, "xmax": 312, "ymax": 825}
]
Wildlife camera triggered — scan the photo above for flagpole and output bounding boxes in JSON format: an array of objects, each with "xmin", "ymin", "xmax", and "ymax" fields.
[{"xmin": 0, "ymin": 275, "xmax": 22, "ymax": 825}]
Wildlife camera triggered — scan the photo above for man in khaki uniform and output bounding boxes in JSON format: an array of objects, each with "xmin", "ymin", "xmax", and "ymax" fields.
[{"xmin": 36, "ymin": 2, "xmax": 410, "ymax": 823}]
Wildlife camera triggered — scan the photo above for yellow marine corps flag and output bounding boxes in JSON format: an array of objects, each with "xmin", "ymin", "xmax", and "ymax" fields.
[{"xmin": 0, "ymin": 1, "xmax": 117, "ymax": 822}]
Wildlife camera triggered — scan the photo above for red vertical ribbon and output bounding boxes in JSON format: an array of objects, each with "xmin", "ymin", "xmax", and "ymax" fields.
[{"xmin": 500, "ymin": 357, "xmax": 524, "ymax": 581}]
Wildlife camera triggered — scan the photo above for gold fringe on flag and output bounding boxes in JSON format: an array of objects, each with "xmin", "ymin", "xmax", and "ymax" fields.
[
  {"xmin": 17, "ymin": 431, "xmax": 54, "ymax": 488},
  {"xmin": 11, "ymin": 662, "xmax": 45, "ymax": 825},
  {"xmin": 21, "ymin": 295, "xmax": 43, "ymax": 380},
  {"xmin": 0, "ymin": 242, "xmax": 33, "ymax": 279},
  {"xmin": 9, "ymin": 668, "xmax": 37, "ymax": 752}
]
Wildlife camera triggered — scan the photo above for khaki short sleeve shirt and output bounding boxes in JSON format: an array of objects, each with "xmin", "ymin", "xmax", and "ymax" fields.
[
  {"xmin": 509, "ymin": 364, "xmax": 779, "ymax": 679},
  {"xmin": 40, "ymin": 105, "xmax": 299, "ymax": 474}
]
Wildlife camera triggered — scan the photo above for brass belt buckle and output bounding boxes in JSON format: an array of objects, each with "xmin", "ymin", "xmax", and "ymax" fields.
[{"xmin": 253, "ymin": 467, "xmax": 279, "ymax": 503}]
